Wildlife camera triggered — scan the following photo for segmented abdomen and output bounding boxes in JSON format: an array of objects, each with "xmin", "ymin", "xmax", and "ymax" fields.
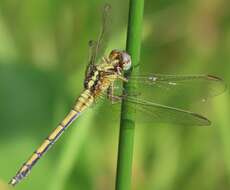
[{"xmin": 9, "ymin": 90, "xmax": 94, "ymax": 186}]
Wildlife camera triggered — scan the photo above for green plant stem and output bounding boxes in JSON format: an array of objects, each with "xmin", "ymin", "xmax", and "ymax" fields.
[{"xmin": 115, "ymin": 0, "xmax": 144, "ymax": 190}]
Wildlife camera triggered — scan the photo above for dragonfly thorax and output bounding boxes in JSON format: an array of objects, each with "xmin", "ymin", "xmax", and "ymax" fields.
[
  {"xmin": 84, "ymin": 50, "xmax": 131, "ymax": 94},
  {"xmin": 84, "ymin": 65, "xmax": 99, "ymax": 89}
]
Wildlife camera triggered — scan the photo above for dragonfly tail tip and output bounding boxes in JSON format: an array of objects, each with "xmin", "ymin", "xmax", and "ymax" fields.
[{"xmin": 8, "ymin": 178, "xmax": 19, "ymax": 187}]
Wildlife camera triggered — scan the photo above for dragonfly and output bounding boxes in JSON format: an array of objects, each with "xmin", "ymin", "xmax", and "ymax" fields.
[{"xmin": 9, "ymin": 4, "xmax": 226, "ymax": 186}]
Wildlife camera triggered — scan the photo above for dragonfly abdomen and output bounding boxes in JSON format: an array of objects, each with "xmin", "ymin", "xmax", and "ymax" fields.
[
  {"xmin": 9, "ymin": 90, "xmax": 94, "ymax": 186},
  {"xmin": 73, "ymin": 89, "xmax": 94, "ymax": 112}
]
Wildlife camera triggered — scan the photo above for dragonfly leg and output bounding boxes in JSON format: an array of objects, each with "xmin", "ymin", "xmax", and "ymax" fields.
[
  {"xmin": 117, "ymin": 75, "xmax": 128, "ymax": 82},
  {"xmin": 107, "ymin": 83, "xmax": 122, "ymax": 104},
  {"xmin": 102, "ymin": 56, "xmax": 110, "ymax": 63}
]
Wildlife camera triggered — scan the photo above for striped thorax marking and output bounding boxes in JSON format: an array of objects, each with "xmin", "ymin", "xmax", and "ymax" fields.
[{"xmin": 85, "ymin": 66, "xmax": 100, "ymax": 90}]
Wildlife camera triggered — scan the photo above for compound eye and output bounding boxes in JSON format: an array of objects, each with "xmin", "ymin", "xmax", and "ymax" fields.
[{"xmin": 121, "ymin": 52, "xmax": 131, "ymax": 70}]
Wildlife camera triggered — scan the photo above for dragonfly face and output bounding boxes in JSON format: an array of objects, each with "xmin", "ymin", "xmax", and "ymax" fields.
[{"xmin": 109, "ymin": 49, "xmax": 132, "ymax": 72}]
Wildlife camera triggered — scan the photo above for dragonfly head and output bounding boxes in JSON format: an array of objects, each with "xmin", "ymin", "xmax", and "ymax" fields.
[{"xmin": 109, "ymin": 49, "xmax": 132, "ymax": 71}]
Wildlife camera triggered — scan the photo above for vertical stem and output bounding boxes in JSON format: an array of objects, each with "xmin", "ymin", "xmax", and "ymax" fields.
[{"xmin": 115, "ymin": 0, "xmax": 144, "ymax": 190}]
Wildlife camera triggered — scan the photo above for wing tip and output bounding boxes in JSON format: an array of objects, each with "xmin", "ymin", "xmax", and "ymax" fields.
[
  {"xmin": 206, "ymin": 74, "xmax": 228, "ymax": 95},
  {"xmin": 191, "ymin": 112, "xmax": 212, "ymax": 126},
  {"xmin": 206, "ymin": 74, "xmax": 223, "ymax": 81}
]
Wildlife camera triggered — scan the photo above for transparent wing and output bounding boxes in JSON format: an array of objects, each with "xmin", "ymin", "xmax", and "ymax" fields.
[
  {"xmin": 109, "ymin": 74, "xmax": 226, "ymax": 126},
  {"xmin": 126, "ymin": 74, "xmax": 227, "ymax": 108},
  {"xmin": 88, "ymin": 4, "xmax": 112, "ymax": 66},
  {"xmin": 88, "ymin": 40, "xmax": 98, "ymax": 66},
  {"xmin": 125, "ymin": 96, "xmax": 211, "ymax": 126}
]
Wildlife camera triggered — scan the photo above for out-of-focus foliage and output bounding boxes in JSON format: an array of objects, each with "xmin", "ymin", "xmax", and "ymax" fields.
[{"xmin": 0, "ymin": 0, "xmax": 229, "ymax": 190}]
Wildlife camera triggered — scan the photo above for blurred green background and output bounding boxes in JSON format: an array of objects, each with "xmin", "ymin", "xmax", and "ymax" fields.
[{"xmin": 0, "ymin": 0, "xmax": 229, "ymax": 190}]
